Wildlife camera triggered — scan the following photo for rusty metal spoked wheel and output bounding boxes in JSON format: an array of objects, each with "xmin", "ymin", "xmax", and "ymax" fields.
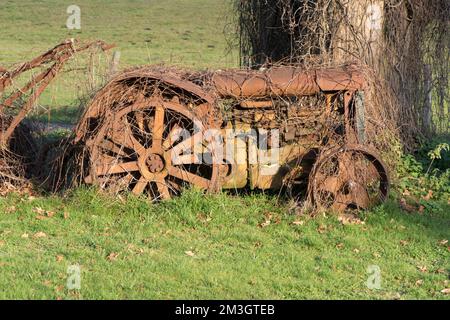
[
  {"xmin": 308, "ymin": 145, "xmax": 390, "ymax": 212},
  {"xmin": 86, "ymin": 97, "xmax": 219, "ymax": 200}
]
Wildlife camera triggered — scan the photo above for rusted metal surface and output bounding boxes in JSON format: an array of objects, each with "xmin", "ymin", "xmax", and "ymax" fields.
[
  {"xmin": 211, "ymin": 65, "xmax": 365, "ymax": 98},
  {"xmin": 84, "ymin": 97, "xmax": 219, "ymax": 198},
  {"xmin": 76, "ymin": 63, "xmax": 389, "ymax": 211},
  {"xmin": 76, "ymin": 68, "xmax": 220, "ymax": 198},
  {"xmin": 74, "ymin": 67, "xmax": 216, "ymax": 143},
  {"xmin": 308, "ymin": 145, "xmax": 390, "ymax": 211}
]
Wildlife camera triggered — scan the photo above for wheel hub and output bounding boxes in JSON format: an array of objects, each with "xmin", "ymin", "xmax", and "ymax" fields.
[{"xmin": 146, "ymin": 153, "xmax": 165, "ymax": 173}]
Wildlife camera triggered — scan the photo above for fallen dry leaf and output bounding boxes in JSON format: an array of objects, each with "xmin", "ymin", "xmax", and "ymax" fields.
[
  {"xmin": 292, "ymin": 220, "xmax": 305, "ymax": 226},
  {"xmin": 439, "ymin": 239, "xmax": 448, "ymax": 246},
  {"xmin": 196, "ymin": 213, "xmax": 211, "ymax": 223},
  {"xmin": 338, "ymin": 213, "xmax": 365, "ymax": 225},
  {"xmin": 400, "ymin": 240, "xmax": 409, "ymax": 246},
  {"xmin": 336, "ymin": 243, "xmax": 344, "ymax": 249},
  {"xmin": 56, "ymin": 255, "xmax": 64, "ymax": 262},
  {"xmin": 33, "ymin": 207, "xmax": 46, "ymax": 215},
  {"xmin": 436, "ymin": 268, "xmax": 445, "ymax": 274},
  {"xmin": 317, "ymin": 224, "xmax": 328, "ymax": 234},
  {"xmin": 46, "ymin": 211, "xmax": 55, "ymax": 218},
  {"xmin": 5, "ymin": 206, "xmax": 16, "ymax": 214},
  {"xmin": 417, "ymin": 265, "xmax": 428, "ymax": 273},
  {"xmin": 117, "ymin": 194, "xmax": 125, "ymax": 203},
  {"xmin": 399, "ymin": 198, "xmax": 418, "ymax": 213},
  {"xmin": 107, "ymin": 252, "xmax": 119, "ymax": 261},
  {"xmin": 422, "ymin": 190, "xmax": 433, "ymax": 201},
  {"xmin": 185, "ymin": 250, "xmax": 195, "ymax": 257},
  {"xmin": 392, "ymin": 292, "xmax": 402, "ymax": 300},
  {"xmin": 259, "ymin": 220, "xmax": 271, "ymax": 228},
  {"xmin": 415, "ymin": 279, "xmax": 423, "ymax": 286},
  {"xmin": 264, "ymin": 212, "xmax": 273, "ymax": 220},
  {"xmin": 441, "ymin": 288, "xmax": 450, "ymax": 294},
  {"xmin": 33, "ymin": 207, "xmax": 56, "ymax": 219},
  {"xmin": 254, "ymin": 241, "xmax": 263, "ymax": 248},
  {"xmin": 63, "ymin": 212, "xmax": 70, "ymax": 219},
  {"xmin": 34, "ymin": 232, "xmax": 47, "ymax": 238},
  {"xmin": 353, "ymin": 248, "xmax": 360, "ymax": 254},
  {"xmin": 258, "ymin": 212, "xmax": 275, "ymax": 228},
  {"xmin": 373, "ymin": 252, "xmax": 381, "ymax": 258},
  {"xmin": 21, "ymin": 233, "xmax": 29, "ymax": 239}
]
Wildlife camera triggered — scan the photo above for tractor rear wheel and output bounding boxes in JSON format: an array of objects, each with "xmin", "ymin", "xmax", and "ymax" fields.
[{"xmin": 85, "ymin": 96, "xmax": 220, "ymax": 200}]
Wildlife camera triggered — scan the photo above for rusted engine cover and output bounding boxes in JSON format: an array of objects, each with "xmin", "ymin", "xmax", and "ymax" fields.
[{"xmin": 211, "ymin": 65, "xmax": 365, "ymax": 98}]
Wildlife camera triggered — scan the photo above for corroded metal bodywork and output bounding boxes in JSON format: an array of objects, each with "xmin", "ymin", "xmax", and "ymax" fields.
[
  {"xmin": 0, "ymin": 40, "xmax": 389, "ymax": 211},
  {"xmin": 211, "ymin": 66, "xmax": 365, "ymax": 98},
  {"xmin": 77, "ymin": 64, "xmax": 390, "ymax": 210}
]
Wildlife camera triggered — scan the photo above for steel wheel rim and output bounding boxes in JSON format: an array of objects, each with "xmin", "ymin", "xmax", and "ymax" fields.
[{"xmin": 310, "ymin": 145, "xmax": 390, "ymax": 212}]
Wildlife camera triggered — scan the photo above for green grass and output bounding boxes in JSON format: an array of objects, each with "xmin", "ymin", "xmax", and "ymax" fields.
[
  {"xmin": 0, "ymin": 188, "xmax": 448, "ymax": 299},
  {"xmin": 0, "ymin": 0, "xmax": 238, "ymax": 115},
  {"xmin": 1, "ymin": 0, "xmax": 449, "ymax": 300}
]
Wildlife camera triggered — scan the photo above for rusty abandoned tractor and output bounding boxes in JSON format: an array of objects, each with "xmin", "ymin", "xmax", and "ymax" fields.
[
  {"xmin": 75, "ymin": 64, "xmax": 390, "ymax": 212},
  {"xmin": 1, "ymin": 41, "xmax": 390, "ymax": 212}
]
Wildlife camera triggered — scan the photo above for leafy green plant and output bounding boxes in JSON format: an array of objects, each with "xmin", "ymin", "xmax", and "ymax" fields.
[
  {"xmin": 416, "ymin": 135, "xmax": 450, "ymax": 171},
  {"xmin": 426, "ymin": 143, "xmax": 449, "ymax": 174},
  {"xmin": 395, "ymin": 139, "xmax": 450, "ymax": 208}
]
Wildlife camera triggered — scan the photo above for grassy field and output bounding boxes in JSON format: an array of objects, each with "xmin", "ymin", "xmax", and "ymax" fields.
[
  {"xmin": 0, "ymin": 188, "xmax": 448, "ymax": 300},
  {"xmin": 0, "ymin": 0, "xmax": 449, "ymax": 300},
  {"xmin": 0, "ymin": 0, "xmax": 238, "ymax": 113}
]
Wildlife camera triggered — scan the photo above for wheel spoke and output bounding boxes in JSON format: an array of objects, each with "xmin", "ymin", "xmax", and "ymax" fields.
[
  {"xmin": 98, "ymin": 139, "xmax": 129, "ymax": 158},
  {"xmin": 167, "ymin": 179, "xmax": 182, "ymax": 193},
  {"xmin": 168, "ymin": 166, "xmax": 210, "ymax": 189},
  {"xmin": 152, "ymin": 105, "xmax": 165, "ymax": 151},
  {"xmin": 132, "ymin": 177, "xmax": 148, "ymax": 195},
  {"xmin": 174, "ymin": 153, "xmax": 201, "ymax": 165},
  {"xmin": 125, "ymin": 126, "xmax": 146, "ymax": 156},
  {"xmin": 156, "ymin": 180, "xmax": 171, "ymax": 200},
  {"xmin": 104, "ymin": 173, "xmax": 134, "ymax": 194},
  {"xmin": 118, "ymin": 173, "xmax": 134, "ymax": 187},
  {"xmin": 162, "ymin": 124, "xmax": 183, "ymax": 150},
  {"xmin": 168, "ymin": 131, "xmax": 204, "ymax": 158},
  {"xmin": 109, "ymin": 125, "xmax": 135, "ymax": 152},
  {"xmin": 96, "ymin": 161, "xmax": 140, "ymax": 176}
]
